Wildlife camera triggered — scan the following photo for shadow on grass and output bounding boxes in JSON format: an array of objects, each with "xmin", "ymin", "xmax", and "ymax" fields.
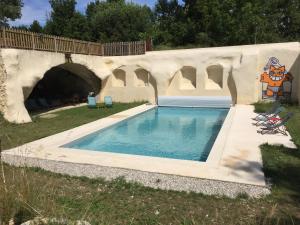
[
  {"xmin": 261, "ymin": 144, "xmax": 300, "ymax": 204},
  {"xmin": 13, "ymin": 208, "xmax": 34, "ymax": 225}
]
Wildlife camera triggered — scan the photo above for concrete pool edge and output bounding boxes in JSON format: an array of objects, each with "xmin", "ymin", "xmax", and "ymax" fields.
[{"xmin": 206, "ymin": 106, "xmax": 236, "ymax": 165}]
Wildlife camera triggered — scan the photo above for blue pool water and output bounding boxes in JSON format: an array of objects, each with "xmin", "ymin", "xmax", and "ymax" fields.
[{"xmin": 64, "ymin": 107, "xmax": 229, "ymax": 161}]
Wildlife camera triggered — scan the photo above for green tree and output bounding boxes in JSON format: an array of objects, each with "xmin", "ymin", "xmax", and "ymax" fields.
[
  {"xmin": 0, "ymin": 0, "xmax": 23, "ymax": 26},
  {"xmin": 276, "ymin": 0, "xmax": 300, "ymax": 41},
  {"xmin": 154, "ymin": 0, "xmax": 189, "ymax": 46},
  {"xmin": 182, "ymin": 0, "xmax": 283, "ymax": 46},
  {"xmin": 86, "ymin": 0, "xmax": 153, "ymax": 42},
  {"xmin": 13, "ymin": 25, "xmax": 28, "ymax": 30},
  {"xmin": 29, "ymin": 20, "xmax": 43, "ymax": 33},
  {"xmin": 17, "ymin": 0, "xmax": 300, "ymax": 48},
  {"xmin": 172, "ymin": 0, "xmax": 300, "ymax": 46},
  {"xmin": 44, "ymin": 0, "xmax": 90, "ymax": 40}
]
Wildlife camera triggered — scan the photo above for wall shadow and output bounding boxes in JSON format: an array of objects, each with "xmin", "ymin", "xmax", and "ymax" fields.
[{"xmin": 227, "ymin": 69, "xmax": 237, "ymax": 104}]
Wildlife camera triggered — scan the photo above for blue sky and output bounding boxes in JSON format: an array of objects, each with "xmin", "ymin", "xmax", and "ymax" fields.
[{"xmin": 10, "ymin": 0, "xmax": 176, "ymax": 26}]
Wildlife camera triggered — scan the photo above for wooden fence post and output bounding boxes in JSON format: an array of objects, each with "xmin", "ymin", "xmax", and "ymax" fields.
[
  {"xmin": 128, "ymin": 42, "xmax": 131, "ymax": 55},
  {"xmin": 72, "ymin": 40, "xmax": 75, "ymax": 54},
  {"xmin": 31, "ymin": 33, "xmax": 35, "ymax": 50},
  {"xmin": 144, "ymin": 40, "xmax": 147, "ymax": 53},
  {"xmin": 101, "ymin": 44, "xmax": 104, "ymax": 56},
  {"xmin": 2, "ymin": 27, "xmax": 7, "ymax": 48},
  {"xmin": 54, "ymin": 37, "xmax": 57, "ymax": 52}
]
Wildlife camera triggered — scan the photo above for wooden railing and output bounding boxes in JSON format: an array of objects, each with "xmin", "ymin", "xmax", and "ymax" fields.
[
  {"xmin": 102, "ymin": 41, "xmax": 146, "ymax": 56},
  {"xmin": 0, "ymin": 27, "xmax": 149, "ymax": 56}
]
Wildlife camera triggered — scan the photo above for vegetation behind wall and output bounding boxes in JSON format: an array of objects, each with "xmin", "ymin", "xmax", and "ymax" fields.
[{"xmin": 5, "ymin": 0, "xmax": 300, "ymax": 49}]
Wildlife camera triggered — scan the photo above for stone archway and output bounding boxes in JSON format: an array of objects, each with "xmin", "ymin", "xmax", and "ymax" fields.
[{"xmin": 24, "ymin": 63, "xmax": 101, "ymax": 113}]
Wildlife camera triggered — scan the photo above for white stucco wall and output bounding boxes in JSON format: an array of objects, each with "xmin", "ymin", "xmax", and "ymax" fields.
[
  {"xmin": 99, "ymin": 65, "xmax": 157, "ymax": 103},
  {"xmin": 166, "ymin": 64, "xmax": 232, "ymax": 97},
  {"xmin": 0, "ymin": 42, "xmax": 299, "ymax": 123}
]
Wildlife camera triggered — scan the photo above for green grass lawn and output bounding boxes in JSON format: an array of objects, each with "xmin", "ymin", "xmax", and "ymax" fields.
[
  {"xmin": 254, "ymin": 102, "xmax": 300, "ymax": 217},
  {"xmin": 0, "ymin": 103, "xmax": 300, "ymax": 224}
]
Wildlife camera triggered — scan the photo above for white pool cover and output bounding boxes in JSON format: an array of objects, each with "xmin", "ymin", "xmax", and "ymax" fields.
[{"xmin": 157, "ymin": 96, "xmax": 232, "ymax": 108}]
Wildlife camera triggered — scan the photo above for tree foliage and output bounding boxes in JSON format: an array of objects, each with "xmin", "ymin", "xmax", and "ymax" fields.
[
  {"xmin": 44, "ymin": 0, "xmax": 90, "ymax": 40},
  {"xmin": 154, "ymin": 0, "xmax": 189, "ymax": 45},
  {"xmin": 175, "ymin": 0, "xmax": 300, "ymax": 47},
  {"xmin": 0, "ymin": 0, "xmax": 23, "ymax": 26},
  {"xmin": 11, "ymin": 0, "xmax": 300, "ymax": 48},
  {"xmin": 29, "ymin": 20, "xmax": 43, "ymax": 33},
  {"xmin": 86, "ymin": 0, "xmax": 153, "ymax": 42}
]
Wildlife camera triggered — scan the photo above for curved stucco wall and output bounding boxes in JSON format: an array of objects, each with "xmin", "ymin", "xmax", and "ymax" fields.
[
  {"xmin": 99, "ymin": 65, "xmax": 157, "ymax": 103},
  {"xmin": 167, "ymin": 64, "xmax": 232, "ymax": 97},
  {"xmin": 0, "ymin": 42, "xmax": 300, "ymax": 123}
]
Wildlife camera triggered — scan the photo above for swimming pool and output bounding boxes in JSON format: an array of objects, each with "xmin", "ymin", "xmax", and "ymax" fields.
[{"xmin": 64, "ymin": 107, "xmax": 229, "ymax": 161}]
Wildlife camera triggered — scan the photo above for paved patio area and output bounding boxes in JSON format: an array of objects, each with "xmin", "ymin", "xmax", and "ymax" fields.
[{"xmin": 2, "ymin": 104, "xmax": 296, "ymax": 197}]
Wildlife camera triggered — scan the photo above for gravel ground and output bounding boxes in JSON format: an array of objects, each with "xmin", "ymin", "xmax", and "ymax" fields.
[{"xmin": 2, "ymin": 154, "xmax": 271, "ymax": 198}]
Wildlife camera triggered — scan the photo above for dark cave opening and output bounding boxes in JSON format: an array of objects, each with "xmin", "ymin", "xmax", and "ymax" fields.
[{"xmin": 25, "ymin": 65, "xmax": 101, "ymax": 112}]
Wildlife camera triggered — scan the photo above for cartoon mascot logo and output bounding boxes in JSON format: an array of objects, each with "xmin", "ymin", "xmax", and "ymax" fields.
[{"xmin": 260, "ymin": 57, "xmax": 293, "ymax": 99}]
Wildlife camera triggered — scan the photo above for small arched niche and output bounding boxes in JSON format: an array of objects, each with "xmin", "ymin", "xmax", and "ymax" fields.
[
  {"xmin": 206, "ymin": 65, "xmax": 223, "ymax": 90},
  {"xmin": 180, "ymin": 66, "xmax": 196, "ymax": 90},
  {"xmin": 112, "ymin": 68, "xmax": 126, "ymax": 87},
  {"xmin": 135, "ymin": 68, "xmax": 149, "ymax": 87}
]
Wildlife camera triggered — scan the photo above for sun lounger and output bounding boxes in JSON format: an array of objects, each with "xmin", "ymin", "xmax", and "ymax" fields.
[
  {"xmin": 49, "ymin": 99, "xmax": 62, "ymax": 107},
  {"xmin": 37, "ymin": 98, "xmax": 50, "ymax": 108},
  {"xmin": 253, "ymin": 106, "xmax": 285, "ymax": 126},
  {"xmin": 259, "ymin": 112, "xmax": 294, "ymax": 135},
  {"xmin": 253, "ymin": 101, "xmax": 281, "ymax": 121},
  {"xmin": 25, "ymin": 99, "xmax": 41, "ymax": 111}
]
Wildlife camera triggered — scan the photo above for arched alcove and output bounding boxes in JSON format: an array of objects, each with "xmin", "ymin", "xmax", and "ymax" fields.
[
  {"xmin": 24, "ymin": 63, "xmax": 101, "ymax": 112},
  {"xmin": 112, "ymin": 69, "xmax": 126, "ymax": 87},
  {"xmin": 100, "ymin": 65, "xmax": 158, "ymax": 104},
  {"xmin": 180, "ymin": 66, "xmax": 197, "ymax": 90},
  {"xmin": 167, "ymin": 66, "xmax": 197, "ymax": 95},
  {"xmin": 206, "ymin": 65, "xmax": 223, "ymax": 90},
  {"xmin": 135, "ymin": 68, "xmax": 149, "ymax": 87}
]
